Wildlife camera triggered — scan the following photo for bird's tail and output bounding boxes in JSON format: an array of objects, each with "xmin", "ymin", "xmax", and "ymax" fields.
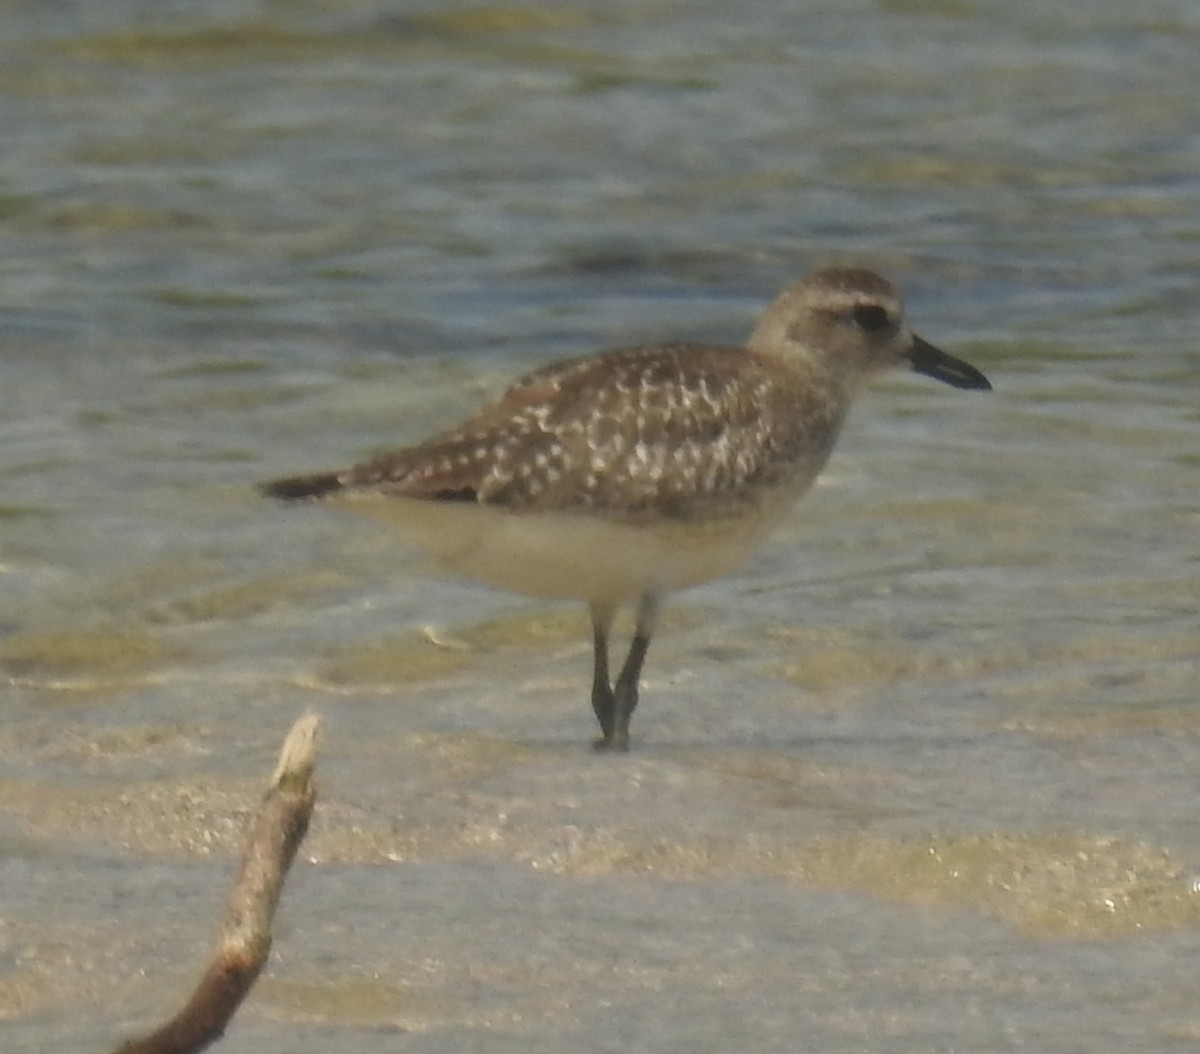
[{"xmin": 258, "ymin": 471, "xmax": 345, "ymax": 501}]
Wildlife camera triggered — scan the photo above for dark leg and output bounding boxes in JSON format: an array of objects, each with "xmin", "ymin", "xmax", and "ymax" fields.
[
  {"xmin": 607, "ymin": 593, "xmax": 659, "ymax": 752},
  {"xmin": 589, "ymin": 602, "xmax": 617, "ymax": 748}
]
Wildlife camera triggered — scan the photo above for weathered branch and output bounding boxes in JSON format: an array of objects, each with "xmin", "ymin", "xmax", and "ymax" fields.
[{"xmin": 113, "ymin": 713, "xmax": 321, "ymax": 1054}]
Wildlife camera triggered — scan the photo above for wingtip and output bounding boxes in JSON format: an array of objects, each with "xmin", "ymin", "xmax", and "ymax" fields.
[{"xmin": 259, "ymin": 471, "xmax": 344, "ymax": 501}]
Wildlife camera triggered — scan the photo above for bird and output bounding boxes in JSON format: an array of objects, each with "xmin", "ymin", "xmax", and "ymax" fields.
[{"xmin": 260, "ymin": 267, "xmax": 991, "ymax": 751}]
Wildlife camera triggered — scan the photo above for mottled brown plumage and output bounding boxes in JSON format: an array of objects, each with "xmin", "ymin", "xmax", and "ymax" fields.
[
  {"xmin": 330, "ymin": 344, "xmax": 842, "ymax": 523},
  {"xmin": 261, "ymin": 267, "xmax": 991, "ymax": 749}
]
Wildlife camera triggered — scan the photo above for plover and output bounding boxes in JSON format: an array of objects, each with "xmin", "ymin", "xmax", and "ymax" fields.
[{"xmin": 261, "ymin": 267, "xmax": 991, "ymax": 750}]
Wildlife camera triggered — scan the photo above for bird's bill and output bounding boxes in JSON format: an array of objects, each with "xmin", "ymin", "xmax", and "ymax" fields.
[{"xmin": 907, "ymin": 334, "xmax": 991, "ymax": 390}]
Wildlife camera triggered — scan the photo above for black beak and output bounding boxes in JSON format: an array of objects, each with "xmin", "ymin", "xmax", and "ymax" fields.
[{"xmin": 908, "ymin": 334, "xmax": 992, "ymax": 391}]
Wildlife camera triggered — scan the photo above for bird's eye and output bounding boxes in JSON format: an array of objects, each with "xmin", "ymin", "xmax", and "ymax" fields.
[{"xmin": 851, "ymin": 304, "xmax": 891, "ymax": 332}]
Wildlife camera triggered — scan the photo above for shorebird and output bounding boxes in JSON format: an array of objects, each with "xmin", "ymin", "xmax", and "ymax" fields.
[{"xmin": 261, "ymin": 267, "xmax": 991, "ymax": 750}]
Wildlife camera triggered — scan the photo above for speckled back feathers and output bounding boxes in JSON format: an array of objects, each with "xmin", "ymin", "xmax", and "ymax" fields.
[{"xmin": 334, "ymin": 342, "xmax": 844, "ymax": 520}]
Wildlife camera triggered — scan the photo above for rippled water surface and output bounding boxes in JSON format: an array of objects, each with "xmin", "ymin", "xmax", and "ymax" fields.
[{"xmin": 1, "ymin": 2, "xmax": 1198, "ymax": 1051}]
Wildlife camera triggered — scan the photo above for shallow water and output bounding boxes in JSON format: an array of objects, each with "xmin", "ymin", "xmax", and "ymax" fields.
[{"xmin": 1, "ymin": 2, "xmax": 1199, "ymax": 1051}]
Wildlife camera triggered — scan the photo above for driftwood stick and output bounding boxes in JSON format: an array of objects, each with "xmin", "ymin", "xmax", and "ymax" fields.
[{"xmin": 114, "ymin": 713, "xmax": 321, "ymax": 1054}]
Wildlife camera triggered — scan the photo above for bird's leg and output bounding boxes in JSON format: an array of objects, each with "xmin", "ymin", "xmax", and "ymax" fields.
[
  {"xmin": 606, "ymin": 593, "xmax": 660, "ymax": 752},
  {"xmin": 589, "ymin": 601, "xmax": 617, "ymax": 748}
]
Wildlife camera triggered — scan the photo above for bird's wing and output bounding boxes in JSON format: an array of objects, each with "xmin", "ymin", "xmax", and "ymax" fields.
[{"xmin": 342, "ymin": 344, "xmax": 837, "ymax": 519}]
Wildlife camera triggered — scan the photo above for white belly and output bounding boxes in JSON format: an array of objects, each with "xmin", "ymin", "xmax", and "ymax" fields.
[{"xmin": 327, "ymin": 491, "xmax": 800, "ymax": 604}]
